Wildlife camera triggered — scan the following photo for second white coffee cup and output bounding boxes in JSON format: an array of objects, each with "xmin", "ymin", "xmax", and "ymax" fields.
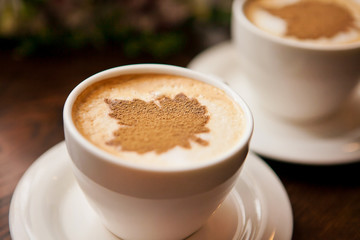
[{"xmin": 232, "ymin": 0, "xmax": 360, "ymax": 122}]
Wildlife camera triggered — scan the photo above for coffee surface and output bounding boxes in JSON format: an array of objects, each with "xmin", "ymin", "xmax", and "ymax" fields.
[
  {"xmin": 72, "ymin": 74, "xmax": 245, "ymax": 167},
  {"xmin": 244, "ymin": 0, "xmax": 360, "ymax": 44}
]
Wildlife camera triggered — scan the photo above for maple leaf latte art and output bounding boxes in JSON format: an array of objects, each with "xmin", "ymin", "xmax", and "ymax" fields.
[{"xmin": 72, "ymin": 74, "xmax": 246, "ymax": 168}]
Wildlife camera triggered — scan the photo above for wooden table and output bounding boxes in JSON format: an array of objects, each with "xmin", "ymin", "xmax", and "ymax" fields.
[{"xmin": 1, "ymin": 46, "xmax": 359, "ymax": 240}]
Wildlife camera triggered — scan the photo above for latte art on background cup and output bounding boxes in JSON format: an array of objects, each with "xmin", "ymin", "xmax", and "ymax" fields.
[
  {"xmin": 244, "ymin": 0, "xmax": 360, "ymax": 45},
  {"xmin": 63, "ymin": 64, "xmax": 253, "ymax": 240}
]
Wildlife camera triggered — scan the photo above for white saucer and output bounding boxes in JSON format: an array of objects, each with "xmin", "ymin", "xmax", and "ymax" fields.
[
  {"xmin": 9, "ymin": 142, "xmax": 292, "ymax": 240},
  {"xmin": 188, "ymin": 41, "xmax": 360, "ymax": 165}
]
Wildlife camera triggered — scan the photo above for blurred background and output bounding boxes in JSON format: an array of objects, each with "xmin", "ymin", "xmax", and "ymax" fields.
[{"xmin": 0, "ymin": 0, "xmax": 232, "ymax": 58}]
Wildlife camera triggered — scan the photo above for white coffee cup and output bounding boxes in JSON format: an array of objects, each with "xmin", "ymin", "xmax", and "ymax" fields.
[
  {"xmin": 232, "ymin": 0, "xmax": 360, "ymax": 122},
  {"xmin": 63, "ymin": 64, "xmax": 253, "ymax": 240}
]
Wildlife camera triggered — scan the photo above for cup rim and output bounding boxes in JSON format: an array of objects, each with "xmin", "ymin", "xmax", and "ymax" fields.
[
  {"xmin": 63, "ymin": 64, "xmax": 254, "ymax": 173},
  {"xmin": 232, "ymin": 0, "xmax": 360, "ymax": 51}
]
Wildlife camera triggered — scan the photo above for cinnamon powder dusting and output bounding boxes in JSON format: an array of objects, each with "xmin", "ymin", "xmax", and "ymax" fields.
[
  {"xmin": 104, "ymin": 93, "xmax": 210, "ymax": 154},
  {"xmin": 266, "ymin": 1, "xmax": 355, "ymax": 39}
]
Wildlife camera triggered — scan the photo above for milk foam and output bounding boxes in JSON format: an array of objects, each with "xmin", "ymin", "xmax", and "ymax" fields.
[
  {"xmin": 72, "ymin": 74, "xmax": 245, "ymax": 168},
  {"xmin": 245, "ymin": 0, "xmax": 360, "ymax": 45}
]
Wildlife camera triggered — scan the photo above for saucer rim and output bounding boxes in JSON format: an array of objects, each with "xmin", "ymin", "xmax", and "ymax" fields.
[{"xmin": 9, "ymin": 141, "xmax": 293, "ymax": 240}]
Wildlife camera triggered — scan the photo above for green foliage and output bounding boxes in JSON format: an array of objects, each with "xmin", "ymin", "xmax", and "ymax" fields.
[{"xmin": 0, "ymin": 0, "xmax": 230, "ymax": 58}]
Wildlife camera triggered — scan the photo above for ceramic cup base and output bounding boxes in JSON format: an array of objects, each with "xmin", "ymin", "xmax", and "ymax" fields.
[{"xmin": 9, "ymin": 142, "xmax": 293, "ymax": 240}]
